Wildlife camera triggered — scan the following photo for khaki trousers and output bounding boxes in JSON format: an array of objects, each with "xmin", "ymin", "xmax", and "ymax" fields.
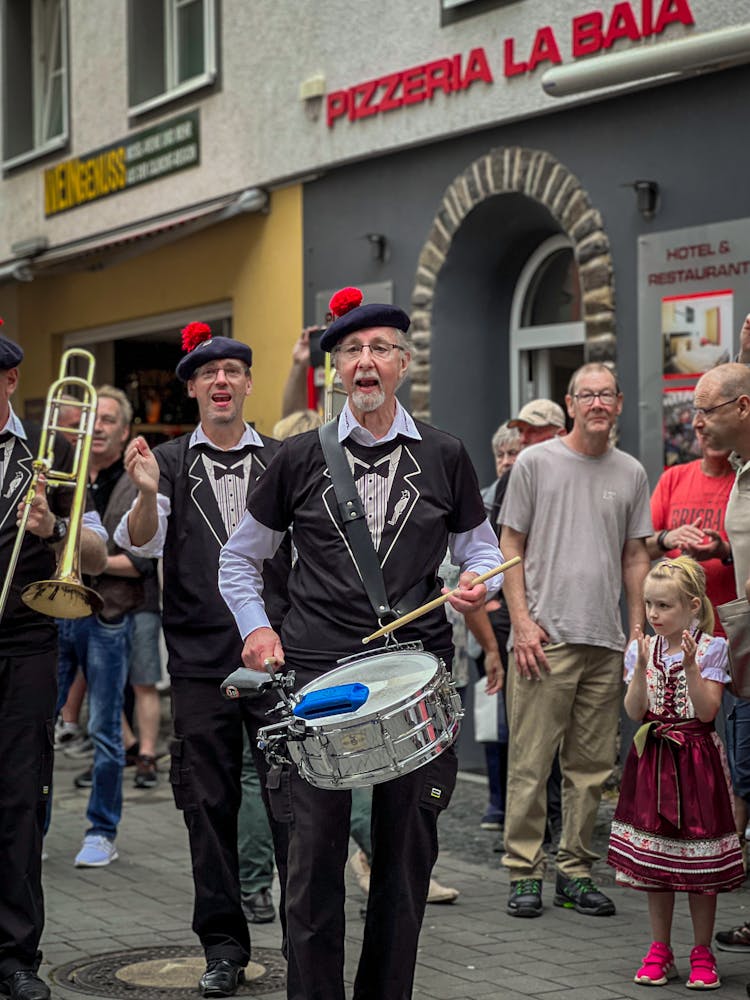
[{"xmin": 503, "ymin": 642, "xmax": 622, "ymax": 880}]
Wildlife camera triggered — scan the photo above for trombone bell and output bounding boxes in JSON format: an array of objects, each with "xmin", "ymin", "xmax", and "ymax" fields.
[{"xmin": 21, "ymin": 576, "xmax": 103, "ymax": 619}]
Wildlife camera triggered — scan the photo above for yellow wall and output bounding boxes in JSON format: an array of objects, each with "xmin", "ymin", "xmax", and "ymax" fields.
[{"xmin": 0, "ymin": 184, "xmax": 303, "ymax": 436}]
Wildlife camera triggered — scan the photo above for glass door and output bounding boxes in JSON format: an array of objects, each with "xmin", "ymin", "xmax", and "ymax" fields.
[{"xmin": 510, "ymin": 235, "xmax": 586, "ymax": 415}]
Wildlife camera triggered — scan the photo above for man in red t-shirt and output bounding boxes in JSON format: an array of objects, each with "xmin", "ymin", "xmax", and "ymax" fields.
[{"xmin": 646, "ymin": 432, "xmax": 736, "ymax": 634}]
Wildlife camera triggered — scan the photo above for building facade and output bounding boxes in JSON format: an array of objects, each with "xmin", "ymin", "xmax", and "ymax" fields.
[
  {"xmin": 0, "ymin": 0, "xmax": 748, "ymax": 465},
  {"xmin": 0, "ymin": 0, "xmax": 304, "ymax": 435}
]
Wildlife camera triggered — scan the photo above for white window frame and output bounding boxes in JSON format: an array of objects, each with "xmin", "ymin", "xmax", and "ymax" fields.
[
  {"xmin": 509, "ymin": 235, "xmax": 585, "ymax": 415},
  {"xmin": 62, "ymin": 301, "xmax": 233, "ymax": 349},
  {"xmin": 2, "ymin": 0, "xmax": 69, "ymax": 171},
  {"xmin": 128, "ymin": 0, "xmax": 217, "ymax": 118}
]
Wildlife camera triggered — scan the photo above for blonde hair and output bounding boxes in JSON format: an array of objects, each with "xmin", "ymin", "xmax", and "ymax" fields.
[
  {"xmin": 647, "ymin": 556, "xmax": 714, "ymax": 634},
  {"xmin": 97, "ymin": 384, "xmax": 133, "ymax": 427},
  {"xmin": 273, "ymin": 409, "xmax": 322, "ymax": 440}
]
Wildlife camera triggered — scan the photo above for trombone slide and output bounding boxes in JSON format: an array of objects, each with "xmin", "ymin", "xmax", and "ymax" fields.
[{"xmin": 0, "ymin": 348, "xmax": 103, "ymax": 622}]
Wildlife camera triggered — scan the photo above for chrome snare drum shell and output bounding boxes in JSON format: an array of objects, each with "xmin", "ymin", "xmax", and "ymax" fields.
[{"xmin": 285, "ymin": 645, "xmax": 463, "ymax": 789}]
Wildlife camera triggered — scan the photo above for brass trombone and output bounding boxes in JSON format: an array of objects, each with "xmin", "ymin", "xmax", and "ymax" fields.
[
  {"xmin": 323, "ymin": 351, "xmax": 347, "ymax": 422},
  {"xmin": 0, "ymin": 348, "xmax": 103, "ymax": 621}
]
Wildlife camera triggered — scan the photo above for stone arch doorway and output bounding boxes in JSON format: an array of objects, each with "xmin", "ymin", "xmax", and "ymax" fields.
[{"xmin": 409, "ymin": 148, "xmax": 616, "ymax": 432}]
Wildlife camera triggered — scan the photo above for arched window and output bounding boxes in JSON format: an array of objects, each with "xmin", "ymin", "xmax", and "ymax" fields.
[{"xmin": 510, "ymin": 235, "xmax": 585, "ymax": 416}]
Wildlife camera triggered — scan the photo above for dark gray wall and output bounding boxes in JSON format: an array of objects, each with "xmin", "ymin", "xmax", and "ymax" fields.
[{"xmin": 303, "ymin": 64, "xmax": 750, "ymax": 483}]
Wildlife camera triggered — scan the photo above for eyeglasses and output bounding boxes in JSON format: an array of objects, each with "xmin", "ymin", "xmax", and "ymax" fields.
[
  {"xmin": 573, "ymin": 389, "xmax": 618, "ymax": 406},
  {"xmin": 692, "ymin": 396, "xmax": 740, "ymax": 419},
  {"xmin": 194, "ymin": 364, "xmax": 249, "ymax": 382},
  {"xmin": 335, "ymin": 342, "xmax": 405, "ymax": 360}
]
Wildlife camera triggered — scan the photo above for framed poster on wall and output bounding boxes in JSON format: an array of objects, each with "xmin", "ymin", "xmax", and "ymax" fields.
[
  {"xmin": 660, "ymin": 289, "xmax": 733, "ymax": 468},
  {"xmin": 639, "ymin": 219, "xmax": 750, "ymax": 484},
  {"xmin": 662, "ymin": 290, "xmax": 733, "ymax": 376}
]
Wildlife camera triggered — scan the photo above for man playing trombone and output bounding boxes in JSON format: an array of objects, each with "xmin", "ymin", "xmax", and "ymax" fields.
[
  {"xmin": 219, "ymin": 287, "xmax": 503, "ymax": 1000},
  {"xmin": 0, "ymin": 331, "xmax": 106, "ymax": 1000}
]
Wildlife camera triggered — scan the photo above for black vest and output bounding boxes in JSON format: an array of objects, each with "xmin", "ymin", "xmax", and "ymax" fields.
[{"xmin": 154, "ymin": 432, "xmax": 290, "ymax": 679}]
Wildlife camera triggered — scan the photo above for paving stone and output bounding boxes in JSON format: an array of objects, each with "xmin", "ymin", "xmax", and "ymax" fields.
[{"xmin": 41, "ymin": 766, "xmax": 750, "ymax": 999}]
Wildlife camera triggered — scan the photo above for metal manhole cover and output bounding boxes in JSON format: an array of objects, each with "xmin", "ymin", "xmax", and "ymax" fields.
[{"xmin": 51, "ymin": 945, "xmax": 286, "ymax": 997}]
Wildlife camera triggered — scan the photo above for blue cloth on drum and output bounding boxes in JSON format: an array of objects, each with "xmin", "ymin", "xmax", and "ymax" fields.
[{"xmin": 293, "ymin": 682, "xmax": 369, "ymax": 719}]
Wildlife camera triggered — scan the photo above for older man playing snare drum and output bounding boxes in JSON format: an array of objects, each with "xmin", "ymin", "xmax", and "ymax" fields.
[{"xmin": 219, "ymin": 286, "xmax": 503, "ymax": 1000}]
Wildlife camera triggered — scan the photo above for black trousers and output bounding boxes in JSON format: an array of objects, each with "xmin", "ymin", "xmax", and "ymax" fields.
[
  {"xmin": 0, "ymin": 649, "xmax": 56, "ymax": 980},
  {"xmin": 170, "ymin": 677, "xmax": 289, "ymax": 965},
  {"xmin": 280, "ymin": 746, "xmax": 458, "ymax": 1000}
]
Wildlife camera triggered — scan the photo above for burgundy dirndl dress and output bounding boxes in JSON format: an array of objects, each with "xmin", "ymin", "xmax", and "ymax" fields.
[{"xmin": 607, "ymin": 632, "xmax": 745, "ymax": 894}]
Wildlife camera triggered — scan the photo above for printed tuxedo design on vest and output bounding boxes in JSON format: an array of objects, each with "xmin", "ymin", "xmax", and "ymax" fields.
[
  {"xmin": 187, "ymin": 445, "xmax": 266, "ymax": 545},
  {"xmin": 0, "ymin": 425, "xmax": 76, "ymax": 645},
  {"xmin": 0, "ymin": 436, "xmax": 34, "ymax": 531},
  {"xmin": 321, "ymin": 442, "xmax": 422, "ymax": 574}
]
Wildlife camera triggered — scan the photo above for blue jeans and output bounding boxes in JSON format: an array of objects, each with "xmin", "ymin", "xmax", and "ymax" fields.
[
  {"xmin": 58, "ymin": 615, "xmax": 132, "ymax": 839},
  {"xmin": 725, "ymin": 693, "xmax": 750, "ymax": 804}
]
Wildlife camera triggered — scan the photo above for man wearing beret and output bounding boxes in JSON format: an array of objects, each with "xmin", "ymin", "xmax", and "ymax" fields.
[
  {"xmin": 114, "ymin": 325, "xmax": 289, "ymax": 999},
  {"xmin": 218, "ymin": 288, "xmax": 503, "ymax": 1000},
  {"xmin": 0, "ymin": 331, "xmax": 107, "ymax": 1000}
]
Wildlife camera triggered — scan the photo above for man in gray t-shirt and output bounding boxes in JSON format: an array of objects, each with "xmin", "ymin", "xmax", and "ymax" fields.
[{"xmin": 500, "ymin": 363, "xmax": 651, "ymax": 919}]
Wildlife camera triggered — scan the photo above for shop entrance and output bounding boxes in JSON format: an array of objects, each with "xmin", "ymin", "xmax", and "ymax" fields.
[{"xmin": 63, "ymin": 303, "xmax": 232, "ymax": 443}]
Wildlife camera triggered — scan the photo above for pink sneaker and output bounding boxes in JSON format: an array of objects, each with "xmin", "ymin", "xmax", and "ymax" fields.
[
  {"xmin": 686, "ymin": 946, "xmax": 720, "ymax": 990},
  {"xmin": 634, "ymin": 941, "xmax": 678, "ymax": 986}
]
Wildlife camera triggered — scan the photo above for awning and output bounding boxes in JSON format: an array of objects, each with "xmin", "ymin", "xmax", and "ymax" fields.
[{"xmin": 0, "ymin": 187, "xmax": 268, "ymax": 283}]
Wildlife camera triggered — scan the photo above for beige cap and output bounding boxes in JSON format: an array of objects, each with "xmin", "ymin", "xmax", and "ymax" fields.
[{"xmin": 508, "ymin": 398, "xmax": 565, "ymax": 429}]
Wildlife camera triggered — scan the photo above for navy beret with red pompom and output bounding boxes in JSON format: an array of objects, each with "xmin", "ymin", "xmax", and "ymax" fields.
[
  {"xmin": 0, "ymin": 319, "xmax": 23, "ymax": 370},
  {"xmin": 319, "ymin": 287, "xmax": 410, "ymax": 352},
  {"xmin": 175, "ymin": 322, "xmax": 252, "ymax": 382}
]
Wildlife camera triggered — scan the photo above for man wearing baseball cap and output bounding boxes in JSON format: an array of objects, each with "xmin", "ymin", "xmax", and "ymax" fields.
[
  {"xmin": 508, "ymin": 398, "xmax": 567, "ymax": 447},
  {"xmin": 484, "ymin": 400, "xmax": 566, "ymax": 854}
]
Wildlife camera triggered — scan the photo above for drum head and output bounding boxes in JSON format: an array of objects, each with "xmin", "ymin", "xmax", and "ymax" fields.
[{"xmin": 297, "ymin": 649, "xmax": 439, "ymax": 722}]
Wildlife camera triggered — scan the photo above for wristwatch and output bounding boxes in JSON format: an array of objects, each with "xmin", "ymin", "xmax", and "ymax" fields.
[
  {"xmin": 656, "ymin": 529, "xmax": 670, "ymax": 552},
  {"xmin": 42, "ymin": 516, "xmax": 68, "ymax": 547}
]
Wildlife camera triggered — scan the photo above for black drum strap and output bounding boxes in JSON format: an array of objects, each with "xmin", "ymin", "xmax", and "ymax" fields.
[
  {"xmin": 319, "ymin": 421, "xmax": 396, "ymax": 622},
  {"xmin": 318, "ymin": 422, "xmax": 442, "ymax": 624}
]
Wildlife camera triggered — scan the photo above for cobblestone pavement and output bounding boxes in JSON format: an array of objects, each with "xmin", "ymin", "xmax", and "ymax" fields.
[{"xmin": 42, "ymin": 741, "xmax": 750, "ymax": 1000}]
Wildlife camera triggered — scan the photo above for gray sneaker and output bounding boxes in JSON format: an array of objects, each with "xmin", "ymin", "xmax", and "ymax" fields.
[
  {"xmin": 241, "ymin": 888, "xmax": 275, "ymax": 924},
  {"xmin": 64, "ymin": 736, "xmax": 94, "ymax": 759},
  {"xmin": 54, "ymin": 719, "xmax": 83, "ymax": 749}
]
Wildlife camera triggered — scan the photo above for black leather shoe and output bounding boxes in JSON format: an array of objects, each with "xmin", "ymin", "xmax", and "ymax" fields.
[
  {"xmin": 199, "ymin": 960, "xmax": 245, "ymax": 998},
  {"xmin": 553, "ymin": 873, "xmax": 616, "ymax": 916},
  {"xmin": 506, "ymin": 878, "xmax": 543, "ymax": 917},
  {"xmin": 0, "ymin": 970, "xmax": 51, "ymax": 1000}
]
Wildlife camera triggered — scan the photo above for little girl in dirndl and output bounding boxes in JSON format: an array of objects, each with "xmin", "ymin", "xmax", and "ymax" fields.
[{"xmin": 608, "ymin": 556, "xmax": 744, "ymax": 990}]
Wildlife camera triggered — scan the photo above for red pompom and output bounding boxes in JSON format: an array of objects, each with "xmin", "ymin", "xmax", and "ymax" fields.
[
  {"xmin": 0, "ymin": 318, "xmax": 4, "ymax": 327},
  {"xmin": 181, "ymin": 321, "xmax": 212, "ymax": 352},
  {"xmin": 329, "ymin": 287, "xmax": 363, "ymax": 318}
]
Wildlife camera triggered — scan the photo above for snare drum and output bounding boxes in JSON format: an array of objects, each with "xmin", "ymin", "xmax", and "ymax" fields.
[{"xmin": 260, "ymin": 644, "xmax": 463, "ymax": 790}]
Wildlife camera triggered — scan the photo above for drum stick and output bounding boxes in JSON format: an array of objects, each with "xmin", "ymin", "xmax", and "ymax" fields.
[{"xmin": 361, "ymin": 556, "xmax": 522, "ymax": 645}]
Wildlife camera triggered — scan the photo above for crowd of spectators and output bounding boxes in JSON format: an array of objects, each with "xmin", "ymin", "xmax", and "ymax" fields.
[{"xmin": 5, "ymin": 302, "xmax": 750, "ymax": 1000}]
